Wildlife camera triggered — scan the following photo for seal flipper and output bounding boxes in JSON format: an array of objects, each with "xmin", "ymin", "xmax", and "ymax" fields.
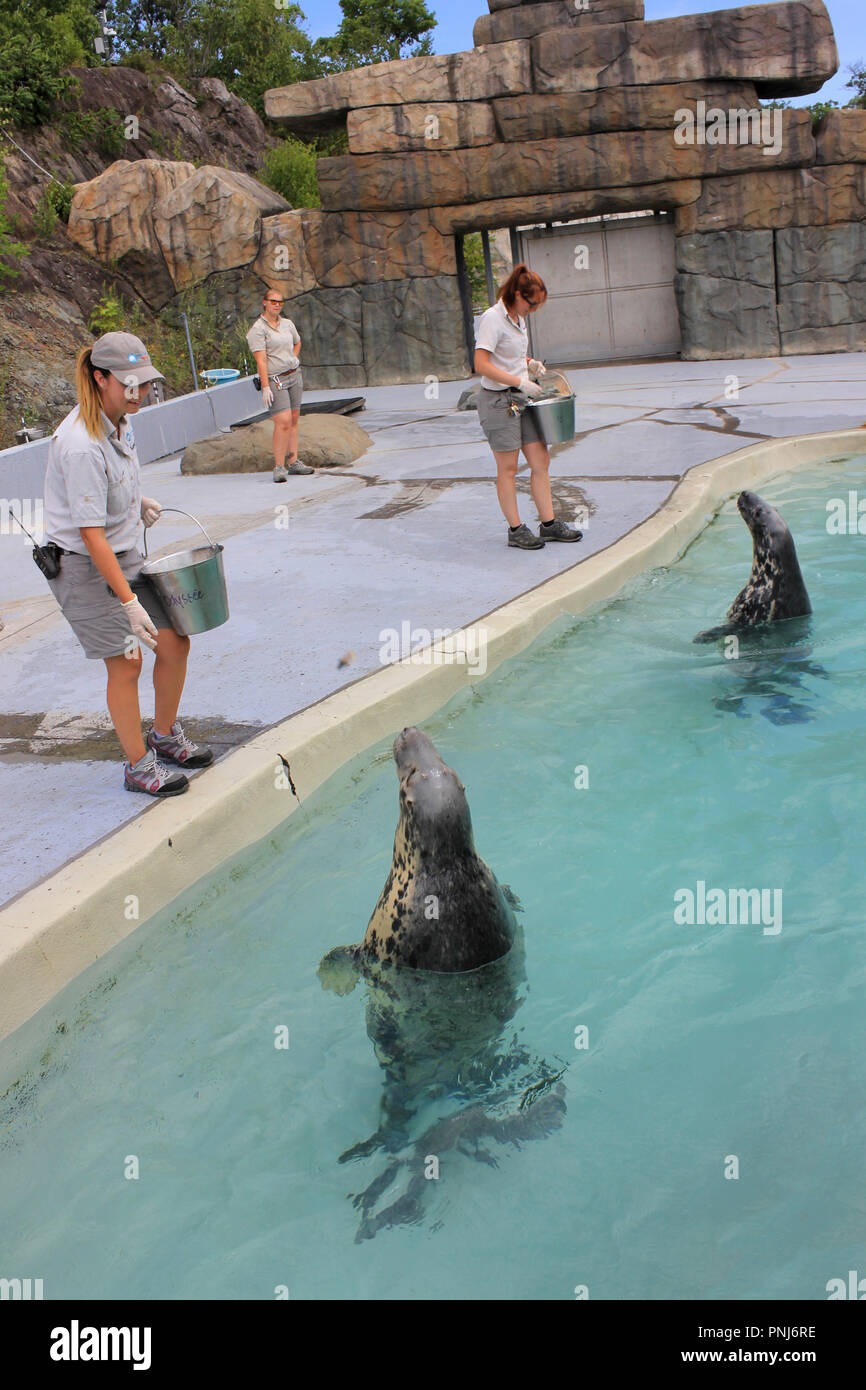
[
  {"xmin": 500, "ymin": 884, "xmax": 523, "ymax": 913},
  {"xmin": 317, "ymin": 945, "xmax": 362, "ymax": 996},
  {"xmin": 693, "ymin": 621, "xmax": 740, "ymax": 644}
]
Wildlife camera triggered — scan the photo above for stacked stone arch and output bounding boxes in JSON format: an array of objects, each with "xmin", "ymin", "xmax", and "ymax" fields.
[{"xmin": 67, "ymin": 0, "xmax": 865, "ymax": 384}]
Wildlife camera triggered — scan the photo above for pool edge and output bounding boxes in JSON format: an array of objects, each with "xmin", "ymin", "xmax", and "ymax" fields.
[{"xmin": 1, "ymin": 427, "xmax": 863, "ymax": 1056}]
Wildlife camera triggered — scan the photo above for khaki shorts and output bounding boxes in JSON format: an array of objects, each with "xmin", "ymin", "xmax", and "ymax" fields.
[
  {"xmin": 268, "ymin": 368, "xmax": 303, "ymax": 413},
  {"xmin": 476, "ymin": 386, "xmax": 545, "ymax": 453},
  {"xmin": 47, "ymin": 547, "xmax": 173, "ymax": 659}
]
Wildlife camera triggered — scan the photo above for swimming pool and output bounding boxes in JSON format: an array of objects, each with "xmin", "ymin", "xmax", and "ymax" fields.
[{"xmin": 1, "ymin": 454, "xmax": 864, "ymax": 1299}]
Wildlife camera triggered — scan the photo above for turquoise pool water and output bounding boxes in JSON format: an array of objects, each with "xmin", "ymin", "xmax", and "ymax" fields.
[{"xmin": 2, "ymin": 455, "xmax": 865, "ymax": 1300}]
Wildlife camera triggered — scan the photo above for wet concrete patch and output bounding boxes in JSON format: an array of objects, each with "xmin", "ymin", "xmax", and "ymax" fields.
[
  {"xmin": 0, "ymin": 714, "xmax": 264, "ymax": 762},
  {"xmin": 360, "ymin": 476, "xmax": 596, "ymax": 521}
]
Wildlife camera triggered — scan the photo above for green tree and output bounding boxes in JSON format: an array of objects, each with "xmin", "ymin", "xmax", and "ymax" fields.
[
  {"xmin": 323, "ymin": 0, "xmax": 436, "ymax": 69},
  {"xmin": 105, "ymin": 0, "xmax": 328, "ymax": 112},
  {"xmin": 0, "ymin": 0, "xmax": 98, "ymax": 126},
  {"xmin": 846, "ymin": 61, "xmax": 866, "ymax": 109},
  {"xmin": 102, "ymin": 0, "xmax": 182, "ymax": 61}
]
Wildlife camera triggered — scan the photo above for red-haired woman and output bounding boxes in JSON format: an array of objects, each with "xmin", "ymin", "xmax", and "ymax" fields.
[{"xmin": 474, "ymin": 263, "xmax": 582, "ymax": 550}]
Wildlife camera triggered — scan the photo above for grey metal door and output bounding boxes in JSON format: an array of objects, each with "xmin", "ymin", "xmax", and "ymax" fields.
[{"xmin": 519, "ymin": 213, "xmax": 681, "ymax": 364}]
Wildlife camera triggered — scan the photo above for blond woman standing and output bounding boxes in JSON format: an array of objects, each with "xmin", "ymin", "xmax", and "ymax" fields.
[
  {"xmin": 246, "ymin": 289, "xmax": 314, "ymax": 481},
  {"xmin": 41, "ymin": 332, "xmax": 213, "ymax": 796}
]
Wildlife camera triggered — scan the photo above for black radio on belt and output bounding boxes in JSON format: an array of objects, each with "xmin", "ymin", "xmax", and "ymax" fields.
[
  {"xmin": 32, "ymin": 541, "xmax": 63, "ymax": 579},
  {"xmin": 6, "ymin": 505, "xmax": 64, "ymax": 578}
]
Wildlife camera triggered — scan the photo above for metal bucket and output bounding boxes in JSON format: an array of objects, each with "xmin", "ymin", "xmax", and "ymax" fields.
[
  {"xmin": 140, "ymin": 507, "xmax": 229, "ymax": 636},
  {"xmin": 523, "ymin": 370, "xmax": 575, "ymax": 445}
]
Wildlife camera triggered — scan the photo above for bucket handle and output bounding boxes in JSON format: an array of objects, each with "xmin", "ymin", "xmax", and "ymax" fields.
[
  {"xmin": 516, "ymin": 369, "xmax": 575, "ymax": 413},
  {"xmin": 143, "ymin": 506, "xmax": 219, "ymax": 558},
  {"xmin": 542, "ymin": 369, "xmax": 574, "ymax": 399}
]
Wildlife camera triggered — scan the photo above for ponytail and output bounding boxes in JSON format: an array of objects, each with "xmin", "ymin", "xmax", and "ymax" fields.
[
  {"xmin": 499, "ymin": 262, "xmax": 548, "ymax": 312},
  {"xmin": 75, "ymin": 346, "xmax": 107, "ymax": 440}
]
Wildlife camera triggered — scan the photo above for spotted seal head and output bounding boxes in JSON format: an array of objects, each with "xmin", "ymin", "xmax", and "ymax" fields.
[
  {"xmin": 694, "ymin": 490, "xmax": 811, "ymax": 643},
  {"xmin": 318, "ymin": 727, "xmax": 517, "ymax": 991}
]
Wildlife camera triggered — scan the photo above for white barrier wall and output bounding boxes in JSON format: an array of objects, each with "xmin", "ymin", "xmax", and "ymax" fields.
[{"xmin": 0, "ymin": 375, "xmax": 263, "ymax": 499}]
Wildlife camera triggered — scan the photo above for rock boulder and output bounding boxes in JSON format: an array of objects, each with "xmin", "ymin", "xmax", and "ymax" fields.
[
  {"xmin": 474, "ymin": 0, "xmax": 643, "ymax": 46},
  {"xmin": 675, "ymin": 230, "xmax": 780, "ymax": 356},
  {"xmin": 153, "ymin": 167, "xmax": 289, "ymax": 293},
  {"xmin": 180, "ymin": 414, "xmax": 371, "ymax": 473},
  {"xmin": 816, "ymin": 109, "xmax": 866, "ymax": 165},
  {"xmin": 429, "ymin": 179, "xmax": 702, "ymax": 233},
  {"xmin": 264, "ymin": 42, "xmax": 531, "ymax": 131},
  {"xmin": 67, "ymin": 159, "xmax": 195, "ymax": 308},
  {"xmin": 317, "ymin": 113, "xmax": 814, "ymax": 213},
  {"xmin": 347, "ymin": 101, "xmax": 496, "ymax": 154},
  {"xmin": 675, "ymin": 164, "xmax": 866, "ymax": 234},
  {"xmin": 492, "ymin": 81, "xmax": 760, "ymax": 142},
  {"xmin": 776, "ymin": 222, "xmax": 866, "ymax": 352},
  {"xmin": 532, "ymin": 0, "xmax": 837, "ymax": 100}
]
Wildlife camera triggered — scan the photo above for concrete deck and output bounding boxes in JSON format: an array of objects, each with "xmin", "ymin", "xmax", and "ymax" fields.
[{"xmin": 2, "ymin": 353, "xmax": 865, "ymax": 907}]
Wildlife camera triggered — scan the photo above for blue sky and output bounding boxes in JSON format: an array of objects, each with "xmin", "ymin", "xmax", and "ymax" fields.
[{"xmin": 305, "ymin": 0, "xmax": 861, "ymax": 107}]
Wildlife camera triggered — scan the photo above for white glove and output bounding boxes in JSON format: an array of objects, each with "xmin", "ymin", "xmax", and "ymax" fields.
[
  {"xmin": 262, "ymin": 384, "xmax": 274, "ymax": 408},
  {"xmin": 140, "ymin": 496, "xmax": 162, "ymax": 528},
  {"xmin": 121, "ymin": 597, "xmax": 158, "ymax": 652},
  {"xmin": 518, "ymin": 375, "xmax": 544, "ymax": 398},
  {"xmin": 527, "ymin": 358, "xmax": 547, "ymax": 380}
]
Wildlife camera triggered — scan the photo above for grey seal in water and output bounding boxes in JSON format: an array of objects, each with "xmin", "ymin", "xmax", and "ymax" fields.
[
  {"xmin": 318, "ymin": 728, "xmax": 566, "ymax": 1240},
  {"xmin": 319, "ymin": 726, "xmax": 517, "ymax": 985},
  {"xmin": 694, "ymin": 490, "xmax": 811, "ymax": 643}
]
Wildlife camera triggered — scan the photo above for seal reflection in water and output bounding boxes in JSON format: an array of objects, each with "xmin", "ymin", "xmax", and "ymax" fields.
[{"xmin": 318, "ymin": 727, "xmax": 566, "ymax": 1242}]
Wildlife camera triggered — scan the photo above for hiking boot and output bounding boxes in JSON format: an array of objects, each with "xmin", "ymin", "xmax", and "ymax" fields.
[
  {"xmin": 273, "ymin": 465, "xmax": 289, "ymax": 482},
  {"xmin": 286, "ymin": 459, "xmax": 315, "ymax": 475},
  {"xmin": 508, "ymin": 523, "xmax": 545, "ymax": 550},
  {"xmin": 124, "ymin": 749, "xmax": 189, "ymax": 797},
  {"xmin": 539, "ymin": 518, "xmax": 583, "ymax": 542},
  {"xmin": 147, "ymin": 720, "xmax": 214, "ymax": 769}
]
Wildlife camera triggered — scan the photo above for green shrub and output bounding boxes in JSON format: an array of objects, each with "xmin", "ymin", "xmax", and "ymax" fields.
[
  {"xmin": 59, "ymin": 106, "xmax": 125, "ymax": 157},
  {"xmin": 85, "ymin": 282, "xmax": 253, "ymax": 398},
  {"xmin": 31, "ymin": 186, "xmax": 58, "ymax": 239},
  {"xmin": 45, "ymin": 177, "xmax": 75, "ymax": 222},
  {"xmin": 462, "ymin": 232, "xmax": 488, "ymax": 310},
  {"xmin": 0, "ymin": 33, "xmax": 79, "ymax": 126},
  {"xmin": 0, "ymin": 159, "xmax": 26, "ymax": 285},
  {"xmin": 121, "ymin": 50, "xmax": 161, "ymax": 75},
  {"xmin": 261, "ymin": 135, "xmax": 320, "ymax": 209},
  {"xmin": 88, "ymin": 284, "xmax": 125, "ymax": 335},
  {"xmin": 806, "ymin": 98, "xmax": 839, "ymax": 129}
]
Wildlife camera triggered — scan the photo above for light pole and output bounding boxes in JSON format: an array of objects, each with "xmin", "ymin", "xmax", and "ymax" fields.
[{"xmin": 93, "ymin": 7, "xmax": 116, "ymax": 60}]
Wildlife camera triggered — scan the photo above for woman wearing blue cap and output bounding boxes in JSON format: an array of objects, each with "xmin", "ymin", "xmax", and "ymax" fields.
[{"xmin": 41, "ymin": 331, "xmax": 213, "ymax": 797}]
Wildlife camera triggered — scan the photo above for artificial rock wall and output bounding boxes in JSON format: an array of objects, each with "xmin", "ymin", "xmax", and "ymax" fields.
[{"xmin": 68, "ymin": 0, "xmax": 866, "ymax": 382}]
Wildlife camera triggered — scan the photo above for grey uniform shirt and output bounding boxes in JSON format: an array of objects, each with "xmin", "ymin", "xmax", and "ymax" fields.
[
  {"xmin": 474, "ymin": 298, "xmax": 529, "ymax": 390},
  {"xmin": 43, "ymin": 406, "xmax": 142, "ymax": 554},
  {"xmin": 246, "ymin": 315, "xmax": 301, "ymax": 375}
]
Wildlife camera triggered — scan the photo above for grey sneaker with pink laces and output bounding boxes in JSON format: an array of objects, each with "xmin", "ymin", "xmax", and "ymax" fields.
[
  {"xmin": 124, "ymin": 749, "xmax": 189, "ymax": 797},
  {"xmin": 147, "ymin": 720, "xmax": 214, "ymax": 769}
]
